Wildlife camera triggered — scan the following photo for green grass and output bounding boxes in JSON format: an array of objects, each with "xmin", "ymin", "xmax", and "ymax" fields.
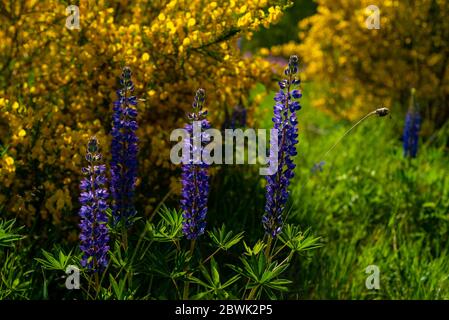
[
  {"xmin": 253, "ymin": 81, "xmax": 449, "ymax": 299},
  {"xmin": 1, "ymin": 80, "xmax": 449, "ymax": 300}
]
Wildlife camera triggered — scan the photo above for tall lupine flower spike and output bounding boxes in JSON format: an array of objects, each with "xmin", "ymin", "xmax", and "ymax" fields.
[
  {"xmin": 110, "ymin": 66, "xmax": 139, "ymax": 225},
  {"xmin": 403, "ymin": 88, "xmax": 421, "ymax": 158},
  {"xmin": 263, "ymin": 55, "xmax": 302, "ymax": 238},
  {"xmin": 79, "ymin": 136, "xmax": 110, "ymax": 272},
  {"xmin": 181, "ymin": 88, "xmax": 211, "ymax": 240}
]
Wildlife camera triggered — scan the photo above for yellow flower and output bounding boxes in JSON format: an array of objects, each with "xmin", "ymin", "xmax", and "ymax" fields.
[
  {"xmin": 239, "ymin": 5, "xmax": 247, "ymax": 14},
  {"xmin": 142, "ymin": 52, "xmax": 150, "ymax": 61},
  {"xmin": 0, "ymin": 0, "xmax": 286, "ymax": 227},
  {"xmin": 273, "ymin": 0, "xmax": 449, "ymax": 122},
  {"xmin": 182, "ymin": 37, "xmax": 191, "ymax": 46},
  {"xmin": 187, "ymin": 18, "xmax": 196, "ymax": 27},
  {"xmin": 4, "ymin": 156, "xmax": 14, "ymax": 166}
]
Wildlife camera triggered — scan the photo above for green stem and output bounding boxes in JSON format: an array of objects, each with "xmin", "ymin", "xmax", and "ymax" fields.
[
  {"xmin": 271, "ymin": 242, "xmax": 288, "ymax": 259},
  {"xmin": 247, "ymin": 285, "xmax": 259, "ymax": 300},
  {"xmin": 94, "ymin": 272, "xmax": 100, "ymax": 298},
  {"xmin": 87, "ymin": 274, "xmax": 93, "ymax": 298},
  {"xmin": 279, "ymin": 251, "xmax": 294, "ymax": 267},
  {"xmin": 265, "ymin": 236, "xmax": 273, "ymax": 262},
  {"xmin": 183, "ymin": 239, "xmax": 196, "ymax": 300},
  {"xmin": 190, "ymin": 239, "xmax": 196, "ymax": 254},
  {"xmin": 202, "ymin": 248, "xmax": 220, "ymax": 265},
  {"xmin": 321, "ymin": 110, "xmax": 377, "ymax": 160},
  {"xmin": 122, "ymin": 224, "xmax": 128, "ymax": 251}
]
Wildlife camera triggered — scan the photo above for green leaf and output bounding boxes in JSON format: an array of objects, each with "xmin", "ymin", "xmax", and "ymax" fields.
[
  {"xmin": 242, "ymin": 240, "xmax": 266, "ymax": 256},
  {"xmin": 265, "ymin": 279, "xmax": 292, "ymax": 292},
  {"xmin": 208, "ymin": 225, "xmax": 244, "ymax": 251},
  {"xmin": 35, "ymin": 249, "xmax": 73, "ymax": 271},
  {"xmin": 278, "ymin": 225, "xmax": 322, "ymax": 254},
  {"xmin": 189, "ymin": 258, "xmax": 241, "ymax": 299},
  {"xmin": 0, "ymin": 219, "xmax": 24, "ymax": 248},
  {"xmin": 188, "ymin": 276, "xmax": 212, "ymax": 290},
  {"xmin": 147, "ymin": 250, "xmax": 189, "ymax": 281},
  {"xmin": 146, "ymin": 206, "xmax": 183, "ymax": 242},
  {"xmin": 228, "ymin": 251, "xmax": 292, "ymax": 297},
  {"xmin": 221, "ymin": 274, "xmax": 241, "ymax": 289},
  {"xmin": 210, "ymin": 258, "xmax": 220, "ymax": 287},
  {"xmin": 109, "ymin": 274, "xmax": 126, "ymax": 300}
]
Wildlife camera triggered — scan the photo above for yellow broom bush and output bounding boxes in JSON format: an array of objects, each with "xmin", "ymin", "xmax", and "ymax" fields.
[
  {"xmin": 0, "ymin": 0, "xmax": 289, "ymax": 231},
  {"xmin": 268, "ymin": 0, "xmax": 449, "ymax": 124}
]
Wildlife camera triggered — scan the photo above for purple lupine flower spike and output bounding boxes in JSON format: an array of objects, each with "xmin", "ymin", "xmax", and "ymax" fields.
[
  {"xmin": 79, "ymin": 136, "xmax": 110, "ymax": 271},
  {"xmin": 181, "ymin": 88, "xmax": 211, "ymax": 240},
  {"xmin": 403, "ymin": 89, "xmax": 421, "ymax": 158},
  {"xmin": 263, "ymin": 55, "xmax": 302, "ymax": 238},
  {"xmin": 110, "ymin": 66, "xmax": 139, "ymax": 225}
]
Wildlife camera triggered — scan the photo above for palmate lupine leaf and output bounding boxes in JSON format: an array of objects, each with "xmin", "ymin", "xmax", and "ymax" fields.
[
  {"xmin": 208, "ymin": 225, "xmax": 244, "ymax": 251},
  {"xmin": 147, "ymin": 250, "xmax": 189, "ymax": 281},
  {"xmin": 35, "ymin": 249, "xmax": 73, "ymax": 271},
  {"xmin": 242, "ymin": 240, "xmax": 266, "ymax": 256},
  {"xmin": 228, "ymin": 253, "xmax": 292, "ymax": 297},
  {"xmin": 146, "ymin": 206, "xmax": 184, "ymax": 242},
  {"xmin": 188, "ymin": 258, "xmax": 241, "ymax": 299},
  {"xmin": 0, "ymin": 219, "xmax": 24, "ymax": 248},
  {"xmin": 278, "ymin": 224, "xmax": 322, "ymax": 254}
]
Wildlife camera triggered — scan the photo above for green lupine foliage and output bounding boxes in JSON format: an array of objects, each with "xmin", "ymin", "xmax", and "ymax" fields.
[
  {"xmin": 0, "ymin": 219, "xmax": 23, "ymax": 248},
  {"xmin": 6, "ymin": 203, "xmax": 317, "ymax": 299},
  {"xmin": 2, "ymin": 80, "xmax": 449, "ymax": 300}
]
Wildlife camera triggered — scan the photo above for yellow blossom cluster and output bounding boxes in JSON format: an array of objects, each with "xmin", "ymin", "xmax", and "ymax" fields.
[
  {"xmin": 268, "ymin": 0, "xmax": 449, "ymax": 123},
  {"xmin": 0, "ymin": 0, "xmax": 290, "ymax": 228}
]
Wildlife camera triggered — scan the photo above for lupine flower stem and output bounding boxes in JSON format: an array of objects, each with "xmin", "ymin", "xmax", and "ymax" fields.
[
  {"xmin": 122, "ymin": 226, "xmax": 128, "ymax": 251},
  {"xmin": 94, "ymin": 272, "xmax": 100, "ymax": 295},
  {"xmin": 247, "ymin": 285, "xmax": 259, "ymax": 300},
  {"xmin": 202, "ymin": 247, "xmax": 221, "ymax": 265},
  {"xmin": 190, "ymin": 239, "xmax": 196, "ymax": 254},
  {"xmin": 182, "ymin": 239, "xmax": 197, "ymax": 300},
  {"xmin": 264, "ymin": 235, "xmax": 273, "ymax": 262}
]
